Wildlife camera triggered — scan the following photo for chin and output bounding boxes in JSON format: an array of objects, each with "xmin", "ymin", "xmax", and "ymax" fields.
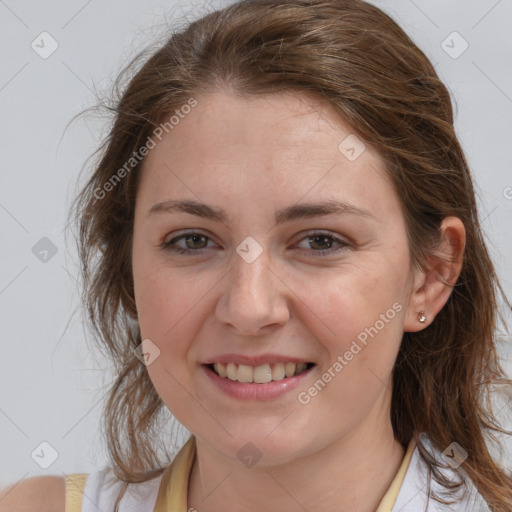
[{"xmin": 204, "ymin": 426, "xmax": 312, "ymax": 467}]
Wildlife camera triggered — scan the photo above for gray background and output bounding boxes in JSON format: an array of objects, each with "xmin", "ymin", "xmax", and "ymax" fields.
[{"xmin": 1, "ymin": 0, "xmax": 511, "ymax": 487}]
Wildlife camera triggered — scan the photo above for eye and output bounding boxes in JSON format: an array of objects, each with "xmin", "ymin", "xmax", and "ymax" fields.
[
  {"xmin": 295, "ymin": 231, "xmax": 350, "ymax": 257},
  {"xmin": 161, "ymin": 232, "xmax": 216, "ymax": 255},
  {"xmin": 160, "ymin": 230, "xmax": 351, "ymax": 257}
]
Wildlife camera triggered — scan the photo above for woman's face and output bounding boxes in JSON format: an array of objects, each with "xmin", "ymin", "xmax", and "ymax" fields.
[{"xmin": 132, "ymin": 89, "xmax": 419, "ymax": 464}]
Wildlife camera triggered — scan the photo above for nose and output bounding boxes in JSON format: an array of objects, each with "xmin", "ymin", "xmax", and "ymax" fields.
[{"xmin": 215, "ymin": 246, "xmax": 290, "ymax": 336}]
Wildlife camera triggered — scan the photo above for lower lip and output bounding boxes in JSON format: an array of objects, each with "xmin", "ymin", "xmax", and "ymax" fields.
[{"xmin": 201, "ymin": 364, "xmax": 315, "ymax": 400}]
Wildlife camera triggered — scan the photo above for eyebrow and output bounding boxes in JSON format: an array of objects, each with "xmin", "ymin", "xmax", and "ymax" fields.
[{"xmin": 147, "ymin": 199, "xmax": 376, "ymax": 224}]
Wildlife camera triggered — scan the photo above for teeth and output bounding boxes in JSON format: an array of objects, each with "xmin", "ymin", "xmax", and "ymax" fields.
[
  {"xmin": 285, "ymin": 362, "xmax": 296, "ymax": 377},
  {"xmin": 237, "ymin": 364, "xmax": 254, "ymax": 383},
  {"xmin": 227, "ymin": 363, "xmax": 237, "ymax": 380},
  {"xmin": 211, "ymin": 362, "xmax": 311, "ymax": 383},
  {"xmin": 213, "ymin": 362, "xmax": 227, "ymax": 378},
  {"xmin": 253, "ymin": 364, "xmax": 272, "ymax": 384},
  {"xmin": 272, "ymin": 362, "xmax": 286, "ymax": 381},
  {"xmin": 296, "ymin": 363, "xmax": 307, "ymax": 374}
]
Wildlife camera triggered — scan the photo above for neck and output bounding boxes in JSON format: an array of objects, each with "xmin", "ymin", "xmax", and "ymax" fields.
[{"xmin": 187, "ymin": 392, "xmax": 406, "ymax": 512}]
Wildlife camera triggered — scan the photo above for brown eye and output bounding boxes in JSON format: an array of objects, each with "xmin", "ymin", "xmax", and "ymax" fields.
[
  {"xmin": 295, "ymin": 231, "xmax": 350, "ymax": 257},
  {"xmin": 161, "ymin": 232, "xmax": 214, "ymax": 255}
]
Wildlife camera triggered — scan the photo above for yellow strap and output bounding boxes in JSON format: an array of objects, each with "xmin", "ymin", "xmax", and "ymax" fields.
[
  {"xmin": 154, "ymin": 436, "xmax": 196, "ymax": 512},
  {"xmin": 375, "ymin": 438, "xmax": 416, "ymax": 512},
  {"xmin": 152, "ymin": 434, "xmax": 413, "ymax": 512},
  {"xmin": 65, "ymin": 473, "xmax": 88, "ymax": 512}
]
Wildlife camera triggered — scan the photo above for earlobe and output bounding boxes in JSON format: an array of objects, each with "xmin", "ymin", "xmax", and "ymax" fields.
[{"xmin": 403, "ymin": 216, "xmax": 466, "ymax": 333}]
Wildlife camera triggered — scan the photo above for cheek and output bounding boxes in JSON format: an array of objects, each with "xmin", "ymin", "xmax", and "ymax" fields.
[
  {"xmin": 309, "ymin": 266, "xmax": 404, "ymax": 325},
  {"xmin": 297, "ymin": 262, "xmax": 407, "ymax": 370},
  {"xmin": 132, "ymin": 250, "xmax": 199, "ymax": 345},
  {"xmin": 133, "ymin": 267, "xmax": 202, "ymax": 406},
  {"xmin": 295, "ymin": 271, "xmax": 405, "ymax": 421}
]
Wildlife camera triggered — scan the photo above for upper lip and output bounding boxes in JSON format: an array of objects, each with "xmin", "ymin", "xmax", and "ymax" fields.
[{"xmin": 202, "ymin": 354, "xmax": 314, "ymax": 366}]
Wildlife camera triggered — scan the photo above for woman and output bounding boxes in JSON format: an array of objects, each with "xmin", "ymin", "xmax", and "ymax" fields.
[{"xmin": 3, "ymin": 0, "xmax": 511, "ymax": 511}]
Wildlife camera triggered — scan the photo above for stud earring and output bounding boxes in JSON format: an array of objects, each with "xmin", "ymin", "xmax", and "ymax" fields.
[{"xmin": 418, "ymin": 311, "xmax": 426, "ymax": 323}]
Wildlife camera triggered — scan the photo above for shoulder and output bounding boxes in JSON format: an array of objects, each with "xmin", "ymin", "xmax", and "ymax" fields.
[
  {"xmin": 85, "ymin": 467, "xmax": 164, "ymax": 511},
  {"xmin": 0, "ymin": 475, "xmax": 65, "ymax": 512}
]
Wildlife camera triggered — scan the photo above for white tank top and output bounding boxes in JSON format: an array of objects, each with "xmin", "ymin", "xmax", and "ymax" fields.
[
  {"xmin": 81, "ymin": 468, "xmax": 163, "ymax": 512},
  {"xmin": 79, "ymin": 435, "xmax": 491, "ymax": 511},
  {"xmin": 392, "ymin": 438, "xmax": 491, "ymax": 511}
]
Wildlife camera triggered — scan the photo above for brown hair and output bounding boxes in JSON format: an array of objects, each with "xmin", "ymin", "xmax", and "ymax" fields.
[{"xmin": 70, "ymin": 0, "xmax": 512, "ymax": 509}]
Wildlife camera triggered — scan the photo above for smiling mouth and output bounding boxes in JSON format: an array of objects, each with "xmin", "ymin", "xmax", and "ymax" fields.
[{"xmin": 207, "ymin": 362, "xmax": 315, "ymax": 383}]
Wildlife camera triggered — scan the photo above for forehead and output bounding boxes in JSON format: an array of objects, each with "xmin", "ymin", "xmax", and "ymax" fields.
[{"xmin": 136, "ymin": 89, "xmax": 399, "ymax": 221}]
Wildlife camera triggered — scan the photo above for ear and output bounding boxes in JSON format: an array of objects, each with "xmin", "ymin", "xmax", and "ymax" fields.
[{"xmin": 403, "ymin": 216, "xmax": 466, "ymax": 332}]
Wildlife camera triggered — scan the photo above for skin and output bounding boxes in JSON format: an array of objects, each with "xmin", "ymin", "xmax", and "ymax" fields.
[{"xmin": 131, "ymin": 88, "xmax": 465, "ymax": 512}]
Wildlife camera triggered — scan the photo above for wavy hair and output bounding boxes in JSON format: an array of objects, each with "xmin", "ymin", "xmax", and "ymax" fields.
[{"xmin": 69, "ymin": 1, "xmax": 512, "ymax": 510}]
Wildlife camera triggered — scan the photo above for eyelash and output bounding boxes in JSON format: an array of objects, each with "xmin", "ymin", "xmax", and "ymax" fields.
[{"xmin": 160, "ymin": 231, "xmax": 351, "ymax": 257}]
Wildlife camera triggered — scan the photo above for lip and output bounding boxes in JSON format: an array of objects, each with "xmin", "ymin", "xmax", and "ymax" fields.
[
  {"xmin": 201, "ymin": 363, "xmax": 316, "ymax": 400},
  {"xmin": 202, "ymin": 353, "xmax": 314, "ymax": 366}
]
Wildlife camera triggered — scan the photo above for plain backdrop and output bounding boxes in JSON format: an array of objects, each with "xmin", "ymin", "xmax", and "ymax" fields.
[{"xmin": 1, "ymin": 0, "xmax": 511, "ymax": 487}]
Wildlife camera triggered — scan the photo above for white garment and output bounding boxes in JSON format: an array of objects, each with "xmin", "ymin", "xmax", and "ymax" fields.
[
  {"xmin": 82, "ymin": 468, "xmax": 163, "ymax": 512},
  {"xmin": 82, "ymin": 435, "xmax": 491, "ymax": 512},
  {"xmin": 391, "ymin": 435, "xmax": 491, "ymax": 512}
]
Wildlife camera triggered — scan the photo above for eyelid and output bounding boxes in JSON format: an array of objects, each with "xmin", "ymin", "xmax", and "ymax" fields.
[
  {"xmin": 294, "ymin": 230, "xmax": 351, "ymax": 256},
  {"xmin": 162, "ymin": 228, "xmax": 214, "ymax": 245},
  {"xmin": 162, "ymin": 230, "xmax": 217, "ymax": 251}
]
